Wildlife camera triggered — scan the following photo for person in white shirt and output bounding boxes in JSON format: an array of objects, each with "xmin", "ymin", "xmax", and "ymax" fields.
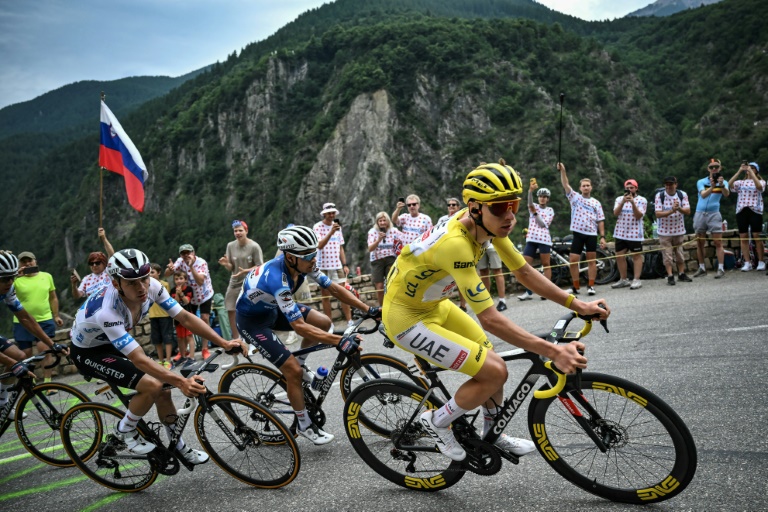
[
  {"xmin": 367, "ymin": 212, "xmax": 401, "ymax": 306},
  {"xmin": 610, "ymin": 179, "xmax": 647, "ymax": 290},
  {"xmin": 391, "ymin": 194, "xmax": 433, "ymax": 246},
  {"xmin": 728, "ymin": 161, "xmax": 765, "ymax": 272},
  {"xmin": 654, "ymin": 176, "xmax": 693, "ymax": 285},
  {"xmin": 519, "ymin": 183, "xmax": 555, "ymax": 300},
  {"xmin": 313, "ymin": 202, "xmax": 352, "ymax": 326}
]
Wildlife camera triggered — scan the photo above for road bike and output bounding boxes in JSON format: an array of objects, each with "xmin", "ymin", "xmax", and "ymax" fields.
[
  {"xmin": 0, "ymin": 348, "xmax": 90, "ymax": 466},
  {"xmin": 218, "ymin": 314, "xmax": 428, "ymax": 434},
  {"xmin": 343, "ymin": 312, "xmax": 697, "ymax": 504},
  {"xmin": 544, "ymin": 236, "xmax": 618, "ymax": 286},
  {"xmin": 59, "ymin": 349, "xmax": 300, "ymax": 492}
]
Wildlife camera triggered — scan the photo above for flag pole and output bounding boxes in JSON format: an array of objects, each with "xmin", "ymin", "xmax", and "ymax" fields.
[{"xmin": 99, "ymin": 91, "xmax": 105, "ymax": 228}]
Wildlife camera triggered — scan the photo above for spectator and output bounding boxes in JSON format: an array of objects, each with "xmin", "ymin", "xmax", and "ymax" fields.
[
  {"xmin": 313, "ymin": 203, "xmax": 352, "ymax": 326},
  {"xmin": 519, "ymin": 183, "xmax": 555, "ymax": 301},
  {"xmin": 655, "ymin": 177, "xmax": 693, "ymax": 285},
  {"xmin": 728, "ymin": 161, "xmax": 765, "ymax": 272},
  {"xmin": 477, "ymin": 245, "xmax": 509, "ymax": 311},
  {"xmin": 12, "ymin": 251, "xmax": 64, "ymax": 391},
  {"xmin": 98, "ymin": 227, "xmax": 115, "ymax": 257},
  {"xmin": 165, "ymin": 244, "xmax": 214, "ymax": 358},
  {"xmin": 437, "ymin": 197, "xmax": 461, "ymax": 224},
  {"xmin": 171, "ymin": 270, "xmax": 196, "ymax": 364},
  {"xmin": 693, "ymin": 158, "xmax": 730, "ymax": 278},
  {"xmin": 367, "ymin": 212, "xmax": 401, "ymax": 306},
  {"xmin": 611, "ymin": 179, "xmax": 647, "ymax": 290},
  {"xmin": 218, "ymin": 220, "xmax": 263, "ymax": 337},
  {"xmin": 148, "ymin": 264, "xmax": 175, "ymax": 368},
  {"xmin": 392, "ymin": 194, "xmax": 433, "ymax": 246},
  {"xmin": 70, "ymin": 251, "xmax": 111, "ymax": 300},
  {"xmin": 558, "ymin": 163, "xmax": 607, "ymax": 295}
]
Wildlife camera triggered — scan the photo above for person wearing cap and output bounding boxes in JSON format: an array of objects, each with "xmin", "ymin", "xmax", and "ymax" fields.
[
  {"xmin": 218, "ymin": 220, "xmax": 263, "ymax": 337},
  {"xmin": 313, "ymin": 203, "xmax": 352, "ymax": 326},
  {"xmin": 13, "ymin": 251, "xmax": 65, "ymax": 390},
  {"xmin": 392, "ymin": 194, "xmax": 433, "ymax": 247},
  {"xmin": 693, "ymin": 158, "xmax": 730, "ymax": 278},
  {"xmin": 165, "ymin": 244, "xmax": 215, "ymax": 359},
  {"xmin": 655, "ymin": 177, "xmax": 693, "ymax": 285},
  {"xmin": 728, "ymin": 161, "xmax": 765, "ymax": 272},
  {"xmin": 610, "ymin": 178, "xmax": 647, "ymax": 290}
]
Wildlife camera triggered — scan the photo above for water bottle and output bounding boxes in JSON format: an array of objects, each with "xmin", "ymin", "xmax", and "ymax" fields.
[
  {"xmin": 722, "ymin": 219, "xmax": 728, "ymax": 231},
  {"xmin": 651, "ymin": 221, "xmax": 658, "ymax": 239},
  {"xmin": 310, "ymin": 366, "xmax": 329, "ymax": 390}
]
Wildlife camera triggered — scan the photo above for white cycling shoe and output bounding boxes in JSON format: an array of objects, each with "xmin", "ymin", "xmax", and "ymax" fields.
[
  {"xmin": 113, "ymin": 427, "xmax": 156, "ymax": 455},
  {"xmin": 420, "ymin": 410, "xmax": 466, "ymax": 461},
  {"xmin": 180, "ymin": 445, "xmax": 210, "ymax": 465},
  {"xmin": 493, "ymin": 434, "xmax": 536, "ymax": 456},
  {"xmin": 298, "ymin": 423, "xmax": 334, "ymax": 445}
]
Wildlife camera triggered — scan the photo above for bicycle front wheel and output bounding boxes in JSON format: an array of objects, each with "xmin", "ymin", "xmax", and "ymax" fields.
[
  {"xmin": 345, "ymin": 379, "xmax": 465, "ymax": 492},
  {"xmin": 528, "ymin": 372, "xmax": 697, "ymax": 504},
  {"xmin": 195, "ymin": 393, "xmax": 300, "ymax": 488},
  {"xmin": 591, "ymin": 248, "xmax": 618, "ymax": 285},
  {"xmin": 15, "ymin": 382, "xmax": 91, "ymax": 467},
  {"xmin": 339, "ymin": 353, "xmax": 428, "ymax": 402},
  {"xmin": 61, "ymin": 402, "xmax": 158, "ymax": 492}
]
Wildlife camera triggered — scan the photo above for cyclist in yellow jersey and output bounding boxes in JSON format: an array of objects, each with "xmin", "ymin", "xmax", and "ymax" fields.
[{"xmin": 383, "ymin": 160, "xmax": 611, "ymax": 461}]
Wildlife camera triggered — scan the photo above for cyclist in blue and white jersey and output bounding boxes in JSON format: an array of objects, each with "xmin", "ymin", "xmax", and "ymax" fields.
[
  {"xmin": 236, "ymin": 225, "xmax": 380, "ymax": 445},
  {"xmin": 69, "ymin": 249, "xmax": 246, "ymax": 462}
]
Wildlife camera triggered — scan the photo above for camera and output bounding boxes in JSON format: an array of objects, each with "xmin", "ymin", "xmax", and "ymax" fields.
[
  {"xmin": 22, "ymin": 266, "xmax": 39, "ymax": 275},
  {"xmin": 711, "ymin": 172, "xmax": 723, "ymax": 182},
  {"xmin": 333, "ymin": 218, "xmax": 341, "ymax": 226},
  {"xmin": 742, "ymin": 160, "xmax": 748, "ymax": 165},
  {"xmin": 398, "ymin": 197, "xmax": 405, "ymax": 204},
  {"xmin": 624, "ymin": 189, "xmax": 631, "ymax": 195}
]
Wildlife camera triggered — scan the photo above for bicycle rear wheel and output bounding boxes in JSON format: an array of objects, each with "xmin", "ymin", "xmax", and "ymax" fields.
[
  {"xmin": 528, "ymin": 372, "xmax": 697, "ymax": 504},
  {"xmin": 344, "ymin": 379, "xmax": 465, "ymax": 491},
  {"xmin": 61, "ymin": 402, "xmax": 159, "ymax": 492},
  {"xmin": 581, "ymin": 248, "xmax": 617, "ymax": 285},
  {"xmin": 339, "ymin": 353, "xmax": 428, "ymax": 402},
  {"xmin": 195, "ymin": 393, "xmax": 300, "ymax": 488},
  {"xmin": 15, "ymin": 382, "xmax": 91, "ymax": 467}
]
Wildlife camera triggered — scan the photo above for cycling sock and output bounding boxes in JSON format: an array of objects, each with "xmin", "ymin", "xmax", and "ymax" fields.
[
  {"xmin": 118, "ymin": 411, "xmax": 142, "ymax": 433},
  {"xmin": 295, "ymin": 409, "xmax": 312, "ymax": 431},
  {"xmin": 432, "ymin": 398, "xmax": 467, "ymax": 428},
  {"xmin": 718, "ymin": 263, "xmax": 724, "ymax": 271},
  {"xmin": 498, "ymin": 298, "xmax": 506, "ymax": 304},
  {"xmin": 699, "ymin": 263, "xmax": 706, "ymax": 270},
  {"xmin": 481, "ymin": 406, "xmax": 498, "ymax": 438}
]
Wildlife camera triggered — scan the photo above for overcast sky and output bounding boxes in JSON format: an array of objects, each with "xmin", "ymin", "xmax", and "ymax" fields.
[{"xmin": 0, "ymin": 0, "xmax": 652, "ymax": 110}]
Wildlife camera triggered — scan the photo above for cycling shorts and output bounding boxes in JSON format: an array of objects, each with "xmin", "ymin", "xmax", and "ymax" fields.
[
  {"xmin": 569, "ymin": 231, "xmax": 597, "ymax": 255},
  {"xmin": 523, "ymin": 241, "xmax": 552, "ymax": 257},
  {"xmin": 736, "ymin": 207, "xmax": 763, "ymax": 234},
  {"xmin": 0, "ymin": 336, "xmax": 14, "ymax": 352},
  {"xmin": 70, "ymin": 343, "xmax": 144, "ymax": 389},
  {"xmin": 383, "ymin": 299, "xmax": 492, "ymax": 377},
  {"xmin": 614, "ymin": 239, "xmax": 643, "ymax": 253},
  {"xmin": 236, "ymin": 304, "xmax": 312, "ymax": 368}
]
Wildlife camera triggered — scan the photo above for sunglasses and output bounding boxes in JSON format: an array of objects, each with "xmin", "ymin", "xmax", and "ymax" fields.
[
  {"xmin": 114, "ymin": 263, "xmax": 152, "ymax": 280},
  {"xmin": 708, "ymin": 165, "xmax": 720, "ymax": 170},
  {"xmin": 88, "ymin": 261, "xmax": 103, "ymax": 266},
  {"xmin": 483, "ymin": 199, "xmax": 521, "ymax": 217},
  {"xmin": 0, "ymin": 275, "xmax": 16, "ymax": 283},
  {"xmin": 289, "ymin": 251, "xmax": 317, "ymax": 262},
  {"xmin": 447, "ymin": 203, "xmax": 459, "ymax": 207},
  {"xmin": 407, "ymin": 203, "xmax": 419, "ymax": 207}
]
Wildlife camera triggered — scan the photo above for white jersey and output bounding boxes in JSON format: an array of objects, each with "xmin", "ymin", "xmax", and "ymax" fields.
[{"xmin": 70, "ymin": 278, "xmax": 183, "ymax": 356}]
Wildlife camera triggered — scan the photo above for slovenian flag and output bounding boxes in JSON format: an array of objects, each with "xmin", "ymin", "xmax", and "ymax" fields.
[{"xmin": 99, "ymin": 100, "xmax": 148, "ymax": 212}]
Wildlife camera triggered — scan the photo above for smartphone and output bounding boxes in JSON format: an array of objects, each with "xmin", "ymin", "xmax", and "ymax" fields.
[
  {"xmin": 22, "ymin": 266, "xmax": 39, "ymax": 275},
  {"xmin": 742, "ymin": 160, "xmax": 749, "ymax": 165},
  {"xmin": 70, "ymin": 268, "xmax": 81, "ymax": 281},
  {"xmin": 530, "ymin": 177, "xmax": 537, "ymax": 187},
  {"xmin": 333, "ymin": 218, "xmax": 341, "ymax": 226},
  {"xmin": 398, "ymin": 197, "xmax": 405, "ymax": 204}
]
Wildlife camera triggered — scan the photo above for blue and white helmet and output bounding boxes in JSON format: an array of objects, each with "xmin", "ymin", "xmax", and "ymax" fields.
[
  {"xmin": 0, "ymin": 251, "xmax": 19, "ymax": 277},
  {"xmin": 277, "ymin": 226, "xmax": 318, "ymax": 253},
  {"xmin": 107, "ymin": 249, "xmax": 151, "ymax": 280}
]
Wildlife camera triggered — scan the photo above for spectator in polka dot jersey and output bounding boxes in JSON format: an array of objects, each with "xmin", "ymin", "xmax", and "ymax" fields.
[
  {"xmin": 313, "ymin": 202, "xmax": 353, "ymax": 326},
  {"xmin": 611, "ymin": 179, "xmax": 647, "ymax": 290},
  {"xmin": 391, "ymin": 194, "xmax": 433, "ymax": 247},
  {"xmin": 728, "ymin": 161, "xmax": 765, "ymax": 272}
]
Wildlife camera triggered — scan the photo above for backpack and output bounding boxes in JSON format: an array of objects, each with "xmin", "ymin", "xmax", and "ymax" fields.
[{"xmin": 652, "ymin": 189, "xmax": 684, "ymax": 220}]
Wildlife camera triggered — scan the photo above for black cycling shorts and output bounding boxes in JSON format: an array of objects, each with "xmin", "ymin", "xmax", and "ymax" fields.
[
  {"xmin": 736, "ymin": 207, "xmax": 763, "ymax": 234},
  {"xmin": 0, "ymin": 336, "xmax": 14, "ymax": 353},
  {"xmin": 569, "ymin": 231, "xmax": 598, "ymax": 255},
  {"xmin": 235, "ymin": 305, "xmax": 312, "ymax": 368},
  {"xmin": 70, "ymin": 344, "xmax": 144, "ymax": 389}
]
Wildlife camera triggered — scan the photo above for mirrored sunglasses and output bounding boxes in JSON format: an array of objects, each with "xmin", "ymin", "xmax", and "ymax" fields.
[
  {"xmin": 289, "ymin": 251, "xmax": 317, "ymax": 261},
  {"xmin": 484, "ymin": 199, "xmax": 520, "ymax": 217}
]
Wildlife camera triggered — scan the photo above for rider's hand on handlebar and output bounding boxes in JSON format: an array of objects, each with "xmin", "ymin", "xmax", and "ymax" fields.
[
  {"xmin": 52, "ymin": 343, "xmax": 69, "ymax": 356},
  {"xmin": 366, "ymin": 306, "xmax": 382, "ymax": 319},
  {"xmin": 337, "ymin": 334, "xmax": 362, "ymax": 356},
  {"xmin": 573, "ymin": 299, "xmax": 610, "ymax": 321},
  {"xmin": 179, "ymin": 376, "xmax": 207, "ymax": 398},
  {"xmin": 223, "ymin": 338, "xmax": 247, "ymax": 355},
  {"xmin": 11, "ymin": 361, "xmax": 35, "ymax": 379},
  {"xmin": 552, "ymin": 342, "xmax": 587, "ymax": 374}
]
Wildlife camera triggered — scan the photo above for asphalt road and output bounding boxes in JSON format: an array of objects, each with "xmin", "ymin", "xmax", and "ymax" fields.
[{"xmin": 1, "ymin": 270, "xmax": 767, "ymax": 512}]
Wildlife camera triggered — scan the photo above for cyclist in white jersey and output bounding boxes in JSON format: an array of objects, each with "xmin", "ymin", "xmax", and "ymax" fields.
[{"xmin": 69, "ymin": 249, "xmax": 246, "ymax": 462}]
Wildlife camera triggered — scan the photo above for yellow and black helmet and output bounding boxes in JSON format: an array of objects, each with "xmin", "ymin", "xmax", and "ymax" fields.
[{"xmin": 462, "ymin": 162, "xmax": 523, "ymax": 204}]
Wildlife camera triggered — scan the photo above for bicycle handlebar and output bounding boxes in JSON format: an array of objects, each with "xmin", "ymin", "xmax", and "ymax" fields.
[{"xmin": 533, "ymin": 361, "xmax": 566, "ymax": 399}]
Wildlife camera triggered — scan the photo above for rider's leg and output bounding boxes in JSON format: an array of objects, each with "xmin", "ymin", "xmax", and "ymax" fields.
[{"xmin": 0, "ymin": 344, "xmax": 26, "ymax": 404}]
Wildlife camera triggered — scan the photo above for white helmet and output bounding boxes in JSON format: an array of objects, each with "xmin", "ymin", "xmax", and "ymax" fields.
[
  {"xmin": 0, "ymin": 251, "xmax": 19, "ymax": 277},
  {"xmin": 277, "ymin": 226, "xmax": 318, "ymax": 253},
  {"xmin": 107, "ymin": 249, "xmax": 151, "ymax": 280},
  {"xmin": 536, "ymin": 188, "xmax": 551, "ymax": 197}
]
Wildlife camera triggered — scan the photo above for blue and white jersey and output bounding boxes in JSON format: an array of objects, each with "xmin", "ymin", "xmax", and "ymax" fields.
[
  {"xmin": 235, "ymin": 255, "xmax": 332, "ymax": 322},
  {"xmin": 1, "ymin": 285, "xmax": 23, "ymax": 313},
  {"xmin": 70, "ymin": 278, "xmax": 183, "ymax": 356}
]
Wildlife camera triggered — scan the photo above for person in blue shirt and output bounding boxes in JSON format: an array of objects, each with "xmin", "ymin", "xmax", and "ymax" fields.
[
  {"xmin": 235, "ymin": 225, "xmax": 379, "ymax": 446},
  {"xmin": 693, "ymin": 158, "xmax": 731, "ymax": 278}
]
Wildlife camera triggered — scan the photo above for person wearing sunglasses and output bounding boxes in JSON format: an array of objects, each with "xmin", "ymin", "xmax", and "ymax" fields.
[
  {"xmin": 392, "ymin": 194, "xmax": 433, "ymax": 247},
  {"xmin": 69, "ymin": 249, "xmax": 247, "ymax": 462},
  {"xmin": 236, "ymin": 226, "xmax": 380, "ymax": 446},
  {"xmin": 728, "ymin": 161, "xmax": 765, "ymax": 272},
  {"xmin": 313, "ymin": 203, "xmax": 353, "ymax": 327},
  {"xmin": 70, "ymin": 251, "xmax": 111, "ymax": 300},
  {"xmin": 558, "ymin": 162, "xmax": 607, "ymax": 296},
  {"xmin": 693, "ymin": 158, "xmax": 731, "ymax": 278},
  {"xmin": 218, "ymin": 220, "xmax": 263, "ymax": 337},
  {"xmin": 382, "ymin": 160, "xmax": 610, "ymax": 462}
]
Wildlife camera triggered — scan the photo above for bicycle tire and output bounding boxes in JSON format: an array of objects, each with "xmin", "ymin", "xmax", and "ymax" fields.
[
  {"xmin": 15, "ymin": 382, "xmax": 91, "ymax": 467},
  {"xmin": 528, "ymin": 372, "xmax": 697, "ymax": 504},
  {"xmin": 195, "ymin": 393, "xmax": 300, "ymax": 489},
  {"xmin": 339, "ymin": 353, "xmax": 428, "ymax": 402},
  {"xmin": 581, "ymin": 248, "xmax": 618, "ymax": 285},
  {"xmin": 61, "ymin": 402, "xmax": 159, "ymax": 492},
  {"xmin": 344, "ymin": 379, "xmax": 465, "ymax": 492}
]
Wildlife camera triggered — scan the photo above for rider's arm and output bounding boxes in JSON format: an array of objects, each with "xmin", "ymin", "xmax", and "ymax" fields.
[
  {"xmin": 126, "ymin": 345, "xmax": 189, "ymax": 388},
  {"xmin": 175, "ymin": 309, "xmax": 242, "ymax": 352},
  {"xmin": 290, "ymin": 316, "xmax": 343, "ymax": 346},
  {"xmin": 14, "ymin": 309, "xmax": 56, "ymax": 348},
  {"xmin": 0, "ymin": 351, "xmax": 18, "ymax": 368},
  {"xmin": 327, "ymin": 281, "xmax": 371, "ymax": 313}
]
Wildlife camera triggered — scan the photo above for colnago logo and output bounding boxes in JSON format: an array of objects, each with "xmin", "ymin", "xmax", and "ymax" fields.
[{"xmin": 492, "ymin": 383, "xmax": 532, "ymax": 435}]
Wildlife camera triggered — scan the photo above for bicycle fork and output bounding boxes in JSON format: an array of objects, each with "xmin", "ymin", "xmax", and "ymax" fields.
[{"xmin": 554, "ymin": 385, "xmax": 610, "ymax": 452}]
